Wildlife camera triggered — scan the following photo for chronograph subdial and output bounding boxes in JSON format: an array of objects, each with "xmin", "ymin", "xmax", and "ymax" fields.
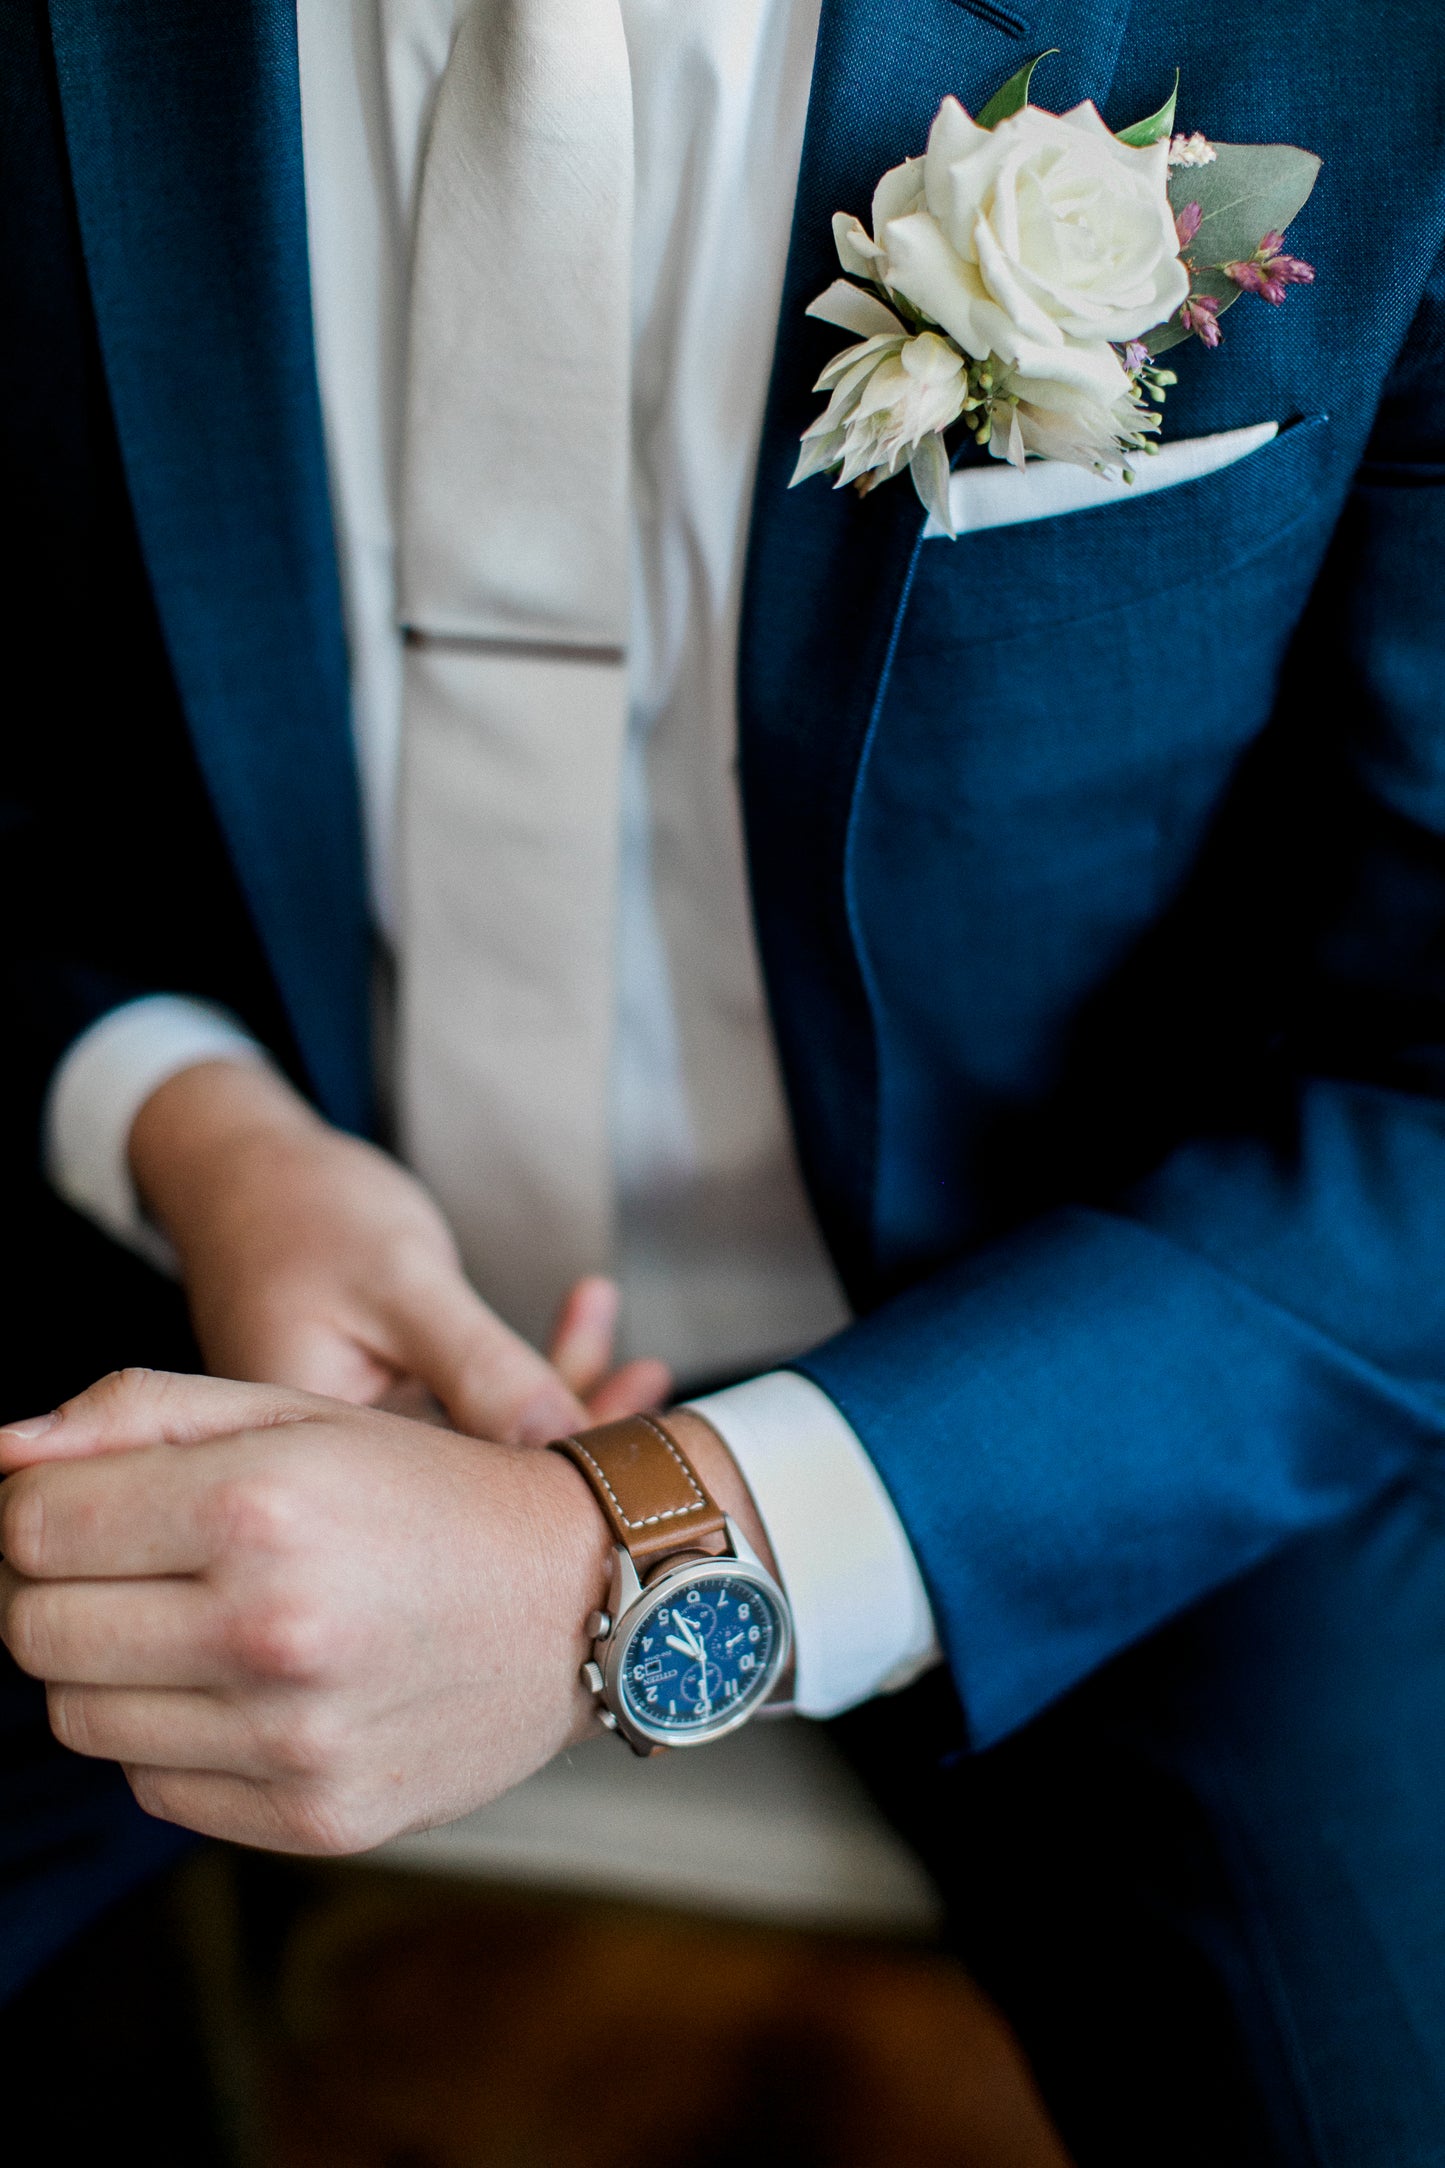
[{"xmin": 680, "ymin": 1658, "xmax": 723, "ymax": 1710}]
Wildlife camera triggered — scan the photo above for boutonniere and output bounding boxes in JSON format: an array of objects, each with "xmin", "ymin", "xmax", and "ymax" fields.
[{"xmin": 792, "ymin": 53, "xmax": 1320, "ymax": 535}]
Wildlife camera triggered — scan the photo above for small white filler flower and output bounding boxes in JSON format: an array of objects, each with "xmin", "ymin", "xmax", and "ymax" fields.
[{"xmin": 791, "ymin": 283, "xmax": 968, "ymax": 532}]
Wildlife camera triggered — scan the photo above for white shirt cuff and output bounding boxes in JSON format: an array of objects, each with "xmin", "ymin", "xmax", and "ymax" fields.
[
  {"xmin": 687, "ymin": 1370, "xmax": 941, "ymax": 1719},
  {"xmin": 43, "ymin": 995, "xmax": 274, "ymax": 1273}
]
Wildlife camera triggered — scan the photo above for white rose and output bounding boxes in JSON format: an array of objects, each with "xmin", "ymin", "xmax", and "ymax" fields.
[{"xmin": 838, "ymin": 96, "xmax": 1188, "ymax": 388}]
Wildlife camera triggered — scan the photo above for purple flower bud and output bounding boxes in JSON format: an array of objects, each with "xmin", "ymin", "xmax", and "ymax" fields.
[
  {"xmin": 1175, "ymin": 200, "xmax": 1203, "ymax": 248},
  {"xmin": 1123, "ymin": 340, "xmax": 1149, "ymax": 371},
  {"xmin": 1225, "ymin": 233, "xmax": 1317, "ymax": 306},
  {"xmin": 1179, "ymin": 293, "xmax": 1222, "ymax": 347},
  {"xmin": 1225, "ymin": 258, "xmax": 1271, "ymax": 296}
]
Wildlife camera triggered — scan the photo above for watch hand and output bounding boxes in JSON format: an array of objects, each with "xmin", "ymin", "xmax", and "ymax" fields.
[{"xmin": 665, "ymin": 1633, "xmax": 697, "ymax": 1659}]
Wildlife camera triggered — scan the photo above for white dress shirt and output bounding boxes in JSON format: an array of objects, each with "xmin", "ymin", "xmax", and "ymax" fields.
[{"xmin": 44, "ymin": 0, "xmax": 939, "ymax": 1717}]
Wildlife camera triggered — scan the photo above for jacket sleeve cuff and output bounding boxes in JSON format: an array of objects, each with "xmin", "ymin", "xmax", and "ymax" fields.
[
  {"xmin": 686, "ymin": 1370, "xmax": 940, "ymax": 1719},
  {"xmin": 43, "ymin": 995, "xmax": 275, "ymax": 1273}
]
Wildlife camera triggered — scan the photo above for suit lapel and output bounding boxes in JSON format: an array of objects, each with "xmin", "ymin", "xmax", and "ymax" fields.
[
  {"xmin": 739, "ymin": 0, "xmax": 1134, "ymax": 1300},
  {"xmin": 47, "ymin": 0, "xmax": 372, "ymax": 1133}
]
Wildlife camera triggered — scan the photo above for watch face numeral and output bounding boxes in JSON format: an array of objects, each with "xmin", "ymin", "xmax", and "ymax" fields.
[{"xmin": 616, "ymin": 1573, "xmax": 782, "ymax": 1739}]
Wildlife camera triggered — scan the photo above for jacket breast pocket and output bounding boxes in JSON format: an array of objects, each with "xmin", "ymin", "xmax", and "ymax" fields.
[
  {"xmin": 866, "ymin": 409, "xmax": 1349, "ymax": 971},
  {"xmin": 911, "ymin": 412, "xmax": 1337, "ymax": 650}
]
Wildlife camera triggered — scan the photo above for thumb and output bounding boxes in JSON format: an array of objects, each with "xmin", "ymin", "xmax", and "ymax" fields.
[{"xmin": 387, "ymin": 1271, "xmax": 587, "ymax": 1445}]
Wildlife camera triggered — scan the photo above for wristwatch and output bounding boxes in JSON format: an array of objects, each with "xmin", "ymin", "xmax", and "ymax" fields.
[{"xmin": 551, "ymin": 1411, "xmax": 793, "ymax": 1755}]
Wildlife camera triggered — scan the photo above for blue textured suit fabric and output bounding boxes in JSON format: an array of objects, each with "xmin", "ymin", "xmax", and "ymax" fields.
[
  {"xmin": 5, "ymin": 0, "xmax": 1445, "ymax": 2151},
  {"xmin": 747, "ymin": 0, "xmax": 1445, "ymax": 1755}
]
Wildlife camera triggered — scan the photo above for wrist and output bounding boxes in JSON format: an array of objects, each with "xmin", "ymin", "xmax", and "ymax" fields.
[
  {"xmin": 665, "ymin": 1408, "xmax": 793, "ymax": 1704},
  {"xmin": 129, "ymin": 1059, "xmax": 324, "ymax": 1247},
  {"xmin": 661, "ymin": 1406, "xmax": 779, "ymax": 1584},
  {"xmin": 523, "ymin": 1443, "xmax": 616, "ymax": 1748},
  {"xmin": 554, "ymin": 1409, "xmax": 793, "ymax": 1747}
]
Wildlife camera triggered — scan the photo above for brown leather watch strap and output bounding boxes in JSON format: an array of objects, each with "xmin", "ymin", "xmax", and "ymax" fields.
[{"xmin": 552, "ymin": 1413, "xmax": 728, "ymax": 1570}]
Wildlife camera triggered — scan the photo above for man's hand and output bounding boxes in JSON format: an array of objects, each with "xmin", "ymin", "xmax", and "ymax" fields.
[
  {"xmin": 130, "ymin": 1060, "xmax": 669, "ymax": 1443},
  {"xmin": 0, "ymin": 1369, "xmax": 616, "ymax": 1851}
]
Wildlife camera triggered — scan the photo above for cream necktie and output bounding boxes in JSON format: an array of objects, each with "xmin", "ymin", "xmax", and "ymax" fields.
[{"xmin": 396, "ymin": 0, "xmax": 634, "ymax": 1346}]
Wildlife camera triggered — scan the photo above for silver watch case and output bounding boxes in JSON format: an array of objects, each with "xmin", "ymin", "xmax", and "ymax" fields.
[{"xmin": 584, "ymin": 1517, "xmax": 793, "ymax": 1755}]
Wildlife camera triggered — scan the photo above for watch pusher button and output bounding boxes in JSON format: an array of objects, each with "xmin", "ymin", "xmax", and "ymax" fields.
[
  {"xmin": 596, "ymin": 1708, "xmax": 619, "ymax": 1732},
  {"xmin": 580, "ymin": 1659, "xmax": 606, "ymax": 1695},
  {"xmin": 585, "ymin": 1610, "xmax": 613, "ymax": 1641}
]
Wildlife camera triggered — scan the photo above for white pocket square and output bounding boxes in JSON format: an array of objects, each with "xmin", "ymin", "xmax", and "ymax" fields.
[{"xmin": 923, "ymin": 421, "xmax": 1280, "ymax": 540}]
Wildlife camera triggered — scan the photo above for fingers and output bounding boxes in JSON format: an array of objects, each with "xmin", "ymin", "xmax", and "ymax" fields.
[
  {"xmin": 584, "ymin": 1357, "xmax": 672, "ymax": 1424},
  {"xmin": 550, "ymin": 1280, "xmax": 670, "ymax": 1423},
  {"xmin": 0, "ymin": 1367, "xmax": 312, "ymax": 1472},
  {"xmin": 0, "ymin": 1439, "xmax": 252, "ymax": 1579},
  {"xmin": 49, "ymin": 1682, "xmax": 339, "ymax": 1782},
  {"xmin": 122, "ymin": 1765, "xmax": 369, "ymax": 1856},
  {"xmin": 50, "ymin": 1684, "xmax": 248, "ymax": 1772},
  {"xmin": 0, "ymin": 1565, "xmax": 229, "ymax": 1686},
  {"xmin": 390, "ymin": 1274, "xmax": 587, "ymax": 1445},
  {"xmin": 548, "ymin": 1276, "xmax": 621, "ymax": 1398}
]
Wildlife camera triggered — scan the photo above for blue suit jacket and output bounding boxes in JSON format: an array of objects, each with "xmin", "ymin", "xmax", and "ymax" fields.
[{"xmin": 8, "ymin": 0, "xmax": 1445, "ymax": 1750}]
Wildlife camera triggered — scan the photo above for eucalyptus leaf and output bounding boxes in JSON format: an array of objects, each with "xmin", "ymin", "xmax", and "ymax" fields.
[
  {"xmin": 1115, "ymin": 71, "xmax": 1178, "ymax": 149},
  {"xmin": 1168, "ymin": 142, "xmax": 1321, "ymax": 270},
  {"xmin": 1191, "ymin": 265, "xmax": 1240, "ymax": 310},
  {"xmin": 1144, "ymin": 317, "xmax": 1192, "ymax": 357},
  {"xmin": 976, "ymin": 49, "xmax": 1058, "ymax": 128}
]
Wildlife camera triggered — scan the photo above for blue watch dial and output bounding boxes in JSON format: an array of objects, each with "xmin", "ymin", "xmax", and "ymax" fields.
[{"xmin": 617, "ymin": 1572, "xmax": 782, "ymax": 1735}]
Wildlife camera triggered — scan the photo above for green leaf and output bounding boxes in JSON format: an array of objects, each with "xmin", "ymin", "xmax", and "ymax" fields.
[
  {"xmin": 976, "ymin": 50, "xmax": 1058, "ymax": 129},
  {"xmin": 1144, "ymin": 317, "xmax": 1192, "ymax": 357},
  {"xmin": 1168, "ymin": 141, "xmax": 1322, "ymax": 271},
  {"xmin": 1149, "ymin": 142, "xmax": 1322, "ymax": 354},
  {"xmin": 1115, "ymin": 71, "xmax": 1179, "ymax": 149}
]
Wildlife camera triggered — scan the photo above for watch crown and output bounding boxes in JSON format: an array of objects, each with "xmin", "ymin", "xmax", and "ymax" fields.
[
  {"xmin": 596, "ymin": 1708, "xmax": 619, "ymax": 1731},
  {"xmin": 580, "ymin": 1659, "xmax": 606, "ymax": 1695},
  {"xmin": 585, "ymin": 1610, "xmax": 613, "ymax": 1641}
]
